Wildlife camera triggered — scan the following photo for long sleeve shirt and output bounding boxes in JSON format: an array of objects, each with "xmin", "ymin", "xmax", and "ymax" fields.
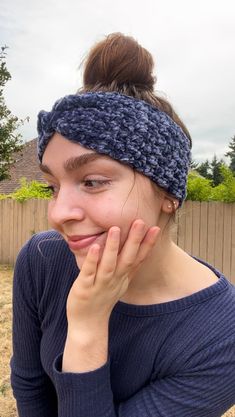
[{"xmin": 11, "ymin": 230, "xmax": 235, "ymax": 417}]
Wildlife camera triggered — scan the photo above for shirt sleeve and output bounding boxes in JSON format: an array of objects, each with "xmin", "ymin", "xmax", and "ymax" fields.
[
  {"xmin": 53, "ymin": 334, "xmax": 235, "ymax": 417},
  {"xmin": 10, "ymin": 240, "xmax": 58, "ymax": 417}
]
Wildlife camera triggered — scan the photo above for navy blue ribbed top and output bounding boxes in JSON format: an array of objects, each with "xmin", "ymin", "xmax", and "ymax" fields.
[{"xmin": 11, "ymin": 230, "xmax": 235, "ymax": 417}]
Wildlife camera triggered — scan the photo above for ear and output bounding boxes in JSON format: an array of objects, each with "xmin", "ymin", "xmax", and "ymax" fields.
[{"xmin": 161, "ymin": 198, "xmax": 179, "ymax": 214}]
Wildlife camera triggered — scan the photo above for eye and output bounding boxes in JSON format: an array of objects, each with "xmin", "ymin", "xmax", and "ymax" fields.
[
  {"xmin": 43, "ymin": 185, "xmax": 58, "ymax": 197},
  {"xmin": 83, "ymin": 179, "xmax": 111, "ymax": 189}
]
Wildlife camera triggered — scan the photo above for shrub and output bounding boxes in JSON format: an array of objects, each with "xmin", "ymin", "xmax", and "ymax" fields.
[
  {"xmin": 186, "ymin": 172, "xmax": 212, "ymax": 201},
  {"xmin": 0, "ymin": 194, "xmax": 10, "ymax": 200},
  {"xmin": 186, "ymin": 165, "xmax": 235, "ymax": 202},
  {"xmin": 209, "ymin": 165, "xmax": 235, "ymax": 202},
  {"xmin": 9, "ymin": 178, "xmax": 52, "ymax": 202}
]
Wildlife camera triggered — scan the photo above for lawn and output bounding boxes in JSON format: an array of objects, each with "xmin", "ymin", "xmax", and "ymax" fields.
[
  {"xmin": 0, "ymin": 265, "xmax": 234, "ymax": 417},
  {"xmin": 0, "ymin": 266, "xmax": 17, "ymax": 417}
]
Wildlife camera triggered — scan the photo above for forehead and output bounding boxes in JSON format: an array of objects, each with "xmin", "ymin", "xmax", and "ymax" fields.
[
  {"xmin": 40, "ymin": 132, "xmax": 127, "ymax": 174},
  {"xmin": 42, "ymin": 133, "xmax": 99, "ymax": 160}
]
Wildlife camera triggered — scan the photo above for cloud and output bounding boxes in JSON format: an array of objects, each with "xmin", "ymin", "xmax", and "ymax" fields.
[{"xmin": 1, "ymin": 0, "xmax": 235, "ymax": 162}]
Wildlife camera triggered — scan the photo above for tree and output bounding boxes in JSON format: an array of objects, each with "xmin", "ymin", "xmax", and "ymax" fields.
[
  {"xmin": 225, "ymin": 134, "xmax": 235, "ymax": 174},
  {"xmin": 0, "ymin": 46, "xmax": 24, "ymax": 181},
  {"xmin": 196, "ymin": 155, "xmax": 228, "ymax": 186},
  {"xmin": 196, "ymin": 159, "xmax": 211, "ymax": 179},
  {"xmin": 209, "ymin": 165, "xmax": 235, "ymax": 202},
  {"xmin": 210, "ymin": 155, "xmax": 224, "ymax": 186},
  {"xmin": 186, "ymin": 165, "xmax": 235, "ymax": 202}
]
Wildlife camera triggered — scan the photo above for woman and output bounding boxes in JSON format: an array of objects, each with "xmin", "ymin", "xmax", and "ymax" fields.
[{"xmin": 11, "ymin": 33, "xmax": 235, "ymax": 417}]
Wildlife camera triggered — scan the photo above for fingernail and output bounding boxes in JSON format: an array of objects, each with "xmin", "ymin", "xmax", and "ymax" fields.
[
  {"xmin": 153, "ymin": 227, "xmax": 160, "ymax": 237},
  {"xmin": 135, "ymin": 221, "xmax": 145, "ymax": 231},
  {"xmin": 110, "ymin": 228, "xmax": 120, "ymax": 239},
  {"xmin": 91, "ymin": 244, "xmax": 100, "ymax": 254}
]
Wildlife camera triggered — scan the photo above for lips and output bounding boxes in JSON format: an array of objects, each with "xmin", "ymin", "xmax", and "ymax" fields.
[{"xmin": 67, "ymin": 232, "xmax": 105, "ymax": 251}]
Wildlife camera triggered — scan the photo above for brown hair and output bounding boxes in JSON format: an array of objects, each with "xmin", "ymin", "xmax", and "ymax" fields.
[{"xmin": 79, "ymin": 32, "xmax": 192, "ymax": 148}]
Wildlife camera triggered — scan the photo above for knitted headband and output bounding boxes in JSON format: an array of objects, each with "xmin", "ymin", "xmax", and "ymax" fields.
[{"xmin": 37, "ymin": 92, "xmax": 191, "ymax": 205}]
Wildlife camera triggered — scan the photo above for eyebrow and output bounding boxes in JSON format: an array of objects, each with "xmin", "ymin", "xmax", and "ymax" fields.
[{"xmin": 39, "ymin": 153, "xmax": 112, "ymax": 175}]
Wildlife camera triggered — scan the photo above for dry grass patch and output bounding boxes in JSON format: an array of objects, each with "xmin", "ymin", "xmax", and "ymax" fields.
[
  {"xmin": 0, "ymin": 265, "xmax": 17, "ymax": 417},
  {"xmin": 0, "ymin": 265, "xmax": 234, "ymax": 417}
]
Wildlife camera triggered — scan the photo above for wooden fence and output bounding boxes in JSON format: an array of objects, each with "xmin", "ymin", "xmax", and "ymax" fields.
[{"xmin": 0, "ymin": 200, "xmax": 234, "ymax": 283}]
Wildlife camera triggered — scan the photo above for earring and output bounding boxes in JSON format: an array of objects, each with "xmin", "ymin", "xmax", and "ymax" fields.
[{"xmin": 168, "ymin": 201, "xmax": 177, "ymax": 210}]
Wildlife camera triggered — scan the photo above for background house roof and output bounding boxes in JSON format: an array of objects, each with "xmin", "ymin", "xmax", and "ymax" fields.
[{"xmin": 0, "ymin": 139, "xmax": 45, "ymax": 194}]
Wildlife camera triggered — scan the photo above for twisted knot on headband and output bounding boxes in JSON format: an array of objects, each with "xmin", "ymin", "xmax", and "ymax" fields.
[{"xmin": 37, "ymin": 92, "xmax": 191, "ymax": 205}]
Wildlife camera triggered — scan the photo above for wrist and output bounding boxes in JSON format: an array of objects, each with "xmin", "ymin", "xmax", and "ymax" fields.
[
  {"xmin": 63, "ymin": 325, "xmax": 109, "ymax": 373},
  {"xmin": 67, "ymin": 322, "xmax": 109, "ymax": 346}
]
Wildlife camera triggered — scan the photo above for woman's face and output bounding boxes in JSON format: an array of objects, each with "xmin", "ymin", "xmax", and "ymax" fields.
[{"xmin": 41, "ymin": 133, "xmax": 163, "ymax": 267}]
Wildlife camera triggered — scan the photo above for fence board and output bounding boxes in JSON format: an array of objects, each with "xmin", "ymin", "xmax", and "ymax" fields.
[
  {"xmin": 16, "ymin": 200, "xmax": 23, "ymax": 258},
  {"xmin": 0, "ymin": 200, "xmax": 234, "ymax": 283},
  {"xmin": 207, "ymin": 202, "xmax": 216, "ymax": 266},
  {"xmin": 192, "ymin": 202, "xmax": 200, "ymax": 258},
  {"xmin": 9, "ymin": 200, "xmax": 14, "ymax": 264},
  {"xmin": 214, "ymin": 203, "xmax": 224, "ymax": 272},
  {"xmin": 199, "ymin": 202, "xmax": 208, "ymax": 260},
  {"xmin": 223, "ymin": 204, "xmax": 232, "ymax": 279},
  {"xmin": 184, "ymin": 200, "xmax": 193, "ymax": 254},
  {"xmin": 36, "ymin": 199, "xmax": 49, "ymax": 231},
  {"xmin": 231, "ymin": 204, "xmax": 235, "ymax": 284},
  {"xmin": 1, "ymin": 200, "xmax": 11, "ymax": 264}
]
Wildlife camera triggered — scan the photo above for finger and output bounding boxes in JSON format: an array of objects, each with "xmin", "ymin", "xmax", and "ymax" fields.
[
  {"xmin": 97, "ymin": 227, "xmax": 120, "ymax": 278},
  {"xmin": 76, "ymin": 244, "xmax": 100, "ymax": 288},
  {"xmin": 132, "ymin": 226, "xmax": 160, "ymax": 265},
  {"xmin": 121, "ymin": 226, "xmax": 160, "ymax": 284},
  {"xmin": 116, "ymin": 220, "xmax": 148, "ymax": 275}
]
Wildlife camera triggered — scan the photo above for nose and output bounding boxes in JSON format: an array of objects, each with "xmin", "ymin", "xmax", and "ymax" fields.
[{"xmin": 49, "ymin": 187, "xmax": 85, "ymax": 225}]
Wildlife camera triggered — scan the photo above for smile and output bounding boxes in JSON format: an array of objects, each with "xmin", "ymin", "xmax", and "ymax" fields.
[{"xmin": 67, "ymin": 232, "xmax": 105, "ymax": 250}]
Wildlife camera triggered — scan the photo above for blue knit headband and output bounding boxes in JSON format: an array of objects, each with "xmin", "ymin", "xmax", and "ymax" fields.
[{"xmin": 37, "ymin": 92, "xmax": 191, "ymax": 205}]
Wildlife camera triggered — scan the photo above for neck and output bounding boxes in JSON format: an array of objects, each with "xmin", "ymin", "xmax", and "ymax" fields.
[
  {"xmin": 120, "ymin": 231, "xmax": 218, "ymax": 305},
  {"xmin": 127, "ymin": 232, "xmax": 177, "ymax": 292}
]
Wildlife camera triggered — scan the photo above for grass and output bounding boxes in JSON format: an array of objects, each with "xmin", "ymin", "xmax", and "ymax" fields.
[
  {"xmin": 0, "ymin": 265, "xmax": 234, "ymax": 417},
  {"xmin": 0, "ymin": 265, "xmax": 17, "ymax": 417}
]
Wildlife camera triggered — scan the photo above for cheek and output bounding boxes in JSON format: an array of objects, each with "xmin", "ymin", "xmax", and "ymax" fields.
[
  {"xmin": 103, "ymin": 196, "xmax": 138, "ymax": 225},
  {"xmin": 92, "ymin": 194, "xmax": 136, "ymax": 224},
  {"xmin": 89, "ymin": 196, "xmax": 138, "ymax": 249},
  {"xmin": 104, "ymin": 206, "xmax": 139, "ymax": 250}
]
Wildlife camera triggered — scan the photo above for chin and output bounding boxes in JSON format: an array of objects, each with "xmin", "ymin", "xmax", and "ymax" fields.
[
  {"xmin": 71, "ymin": 253, "xmax": 85, "ymax": 271},
  {"xmin": 72, "ymin": 246, "xmax": 105, "ymax": 269}
]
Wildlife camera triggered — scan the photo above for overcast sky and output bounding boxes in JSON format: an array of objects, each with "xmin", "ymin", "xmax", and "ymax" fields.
[{"xmin": 1, "ymin": 0, "xmax": 235, "ymax": 163}]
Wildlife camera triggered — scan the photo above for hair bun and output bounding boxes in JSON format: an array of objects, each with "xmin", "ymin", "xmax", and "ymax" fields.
[
  {"xmin": 82, "ymin": 33, "xmax": 155, "ymax": 92},
  {"xmin": 80, "ymin": 33, "xmax": 192, "ymax": 146}
]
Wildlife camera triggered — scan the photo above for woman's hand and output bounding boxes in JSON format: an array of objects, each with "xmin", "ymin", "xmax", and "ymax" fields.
[
  {"xmin": 62, "ymin": 220, "xmax": 160, "ymax": 372},
  {"xmin": 66, "ymin": 220, "xmax": 160, "ymax": 335}
]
